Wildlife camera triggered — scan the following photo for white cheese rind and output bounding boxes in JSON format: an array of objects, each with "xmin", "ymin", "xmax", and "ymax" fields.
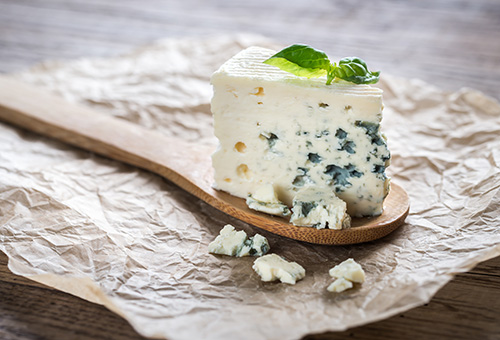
[
  {"xmin": 211, "ymin": 46, "xmax": 390, "ymax": 217},
  {"xmin": 290, "ymin": 186, "xmax": 351, "ymax": 229},
  {"xmin": 252, "ymin": 254, "xmax": 305, "ymax": 284},
  {"xmin": 208, "ymin": 225, "xmax": 270, "ymax": 257}
]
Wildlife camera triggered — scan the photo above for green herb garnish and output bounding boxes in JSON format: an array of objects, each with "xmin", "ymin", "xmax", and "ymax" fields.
[{"xmin": 263, "ymin": 44, "xmax": 380, "ymax": 85}]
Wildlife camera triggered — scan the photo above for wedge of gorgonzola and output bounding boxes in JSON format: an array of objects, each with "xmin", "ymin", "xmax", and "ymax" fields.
[
  {"xmin": 208, "ymin": 224, "xmax": 270, "ymax": 257},
  {"xmin": 211, "ymin": 46, "xmax": 390, "ymax": 217},
  {"xmin": 290, "ymin": 186, "xmax": 351, "ymax": 229},
  {"xmin": 252, "ymin": 254, "xmax": 305, "ymax": 285}
]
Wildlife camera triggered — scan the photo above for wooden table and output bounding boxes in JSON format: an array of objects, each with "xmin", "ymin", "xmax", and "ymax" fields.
[{"xmin": 1, "ymin": 0, "xmax": 499, "ymax": 339}]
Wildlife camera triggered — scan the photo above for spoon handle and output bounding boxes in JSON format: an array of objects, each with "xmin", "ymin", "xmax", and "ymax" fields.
[{"xmin": 0, "ymin": 75, "xmax": 215, "ymax": 200}]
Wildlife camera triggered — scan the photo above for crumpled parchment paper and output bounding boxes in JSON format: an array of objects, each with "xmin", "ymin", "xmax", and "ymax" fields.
[{"xmin": 1, "ymin": 34, "xmax": 499, "ymax": 340}]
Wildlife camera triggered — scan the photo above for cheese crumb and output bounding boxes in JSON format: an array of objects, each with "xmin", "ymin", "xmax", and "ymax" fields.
[
  {"xmin": 290, "ymin": 187, "xmax": 351, "ymax": 229},
  {"xmin": 329, "ymin": 258, "xmax": 365, "ymax": 283},
  {"xmin": 246, "ymin": 184, "xmax": 291, "ymax": 217},
  {"xmin": 208, "ymin": 225, "xmax": 269, "ymax": 257},
  {"xmin": 327, "ymin": 258, "xmax": 365, "ymax": 293},
  {"xmin": 252, "ymin": 254, "xmax": 305, "ymax": 284},
  {"xmin": 327, "ymin": 277, "xmax": 353, "ymax": 293}
]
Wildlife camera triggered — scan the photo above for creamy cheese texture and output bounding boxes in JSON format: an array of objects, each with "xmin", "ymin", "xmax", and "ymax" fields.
[
  {"xmin": 211, "ymin": 46, "xmax": 390, "ymax": 217},
  {"xmin": 208, "ymin": 224, "xmax": 270, "ymax": 257},
  {"xmin": 252, "ymin": 254, "xmax": 305, "ymax": 285},
  {"xmin": 290, "ymin": 186, "xmax": 351, "ymax": 229}
]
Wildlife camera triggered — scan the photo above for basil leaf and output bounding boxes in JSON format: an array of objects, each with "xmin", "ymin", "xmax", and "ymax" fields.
[
  {"xmin": 263, "ymin": 44, "xmax": 330, "ymax": 79},
  {"xmin": 264, "ymin": 57, "xmax": 328, "ymax": 78},
  {"xmin": 263, "ymin": 44, "xmax": 380, "ymax": 85},
  {"xmin": 335, "ymin": 57, "xmax": 380, "ymax": 84}
]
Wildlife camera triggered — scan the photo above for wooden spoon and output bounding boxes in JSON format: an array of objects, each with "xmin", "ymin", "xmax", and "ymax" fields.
[{"xmin": 0, "ymin": 76, "xmax": 409, "ymax": 245}]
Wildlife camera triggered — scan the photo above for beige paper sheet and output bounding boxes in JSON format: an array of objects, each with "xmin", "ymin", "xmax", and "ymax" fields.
[{"xmin": 1, "ymin": 35, "xmax": 499, "ymax": 340}]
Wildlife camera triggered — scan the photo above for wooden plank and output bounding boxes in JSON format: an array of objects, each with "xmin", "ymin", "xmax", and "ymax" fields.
[
  {"xmin": 0, "ymin": 0, "xmax": 499, "ymax": 97},
  {"xmin": 0, "ymin": 253, "xmax": 146, "ymax": 340}
]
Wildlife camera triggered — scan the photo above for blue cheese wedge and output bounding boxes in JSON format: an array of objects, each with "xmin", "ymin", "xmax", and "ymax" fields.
[
  {"xmin": 290, "ymin": 186, "xmax": 351, "ymax": 229},
  {"xmin": 208, "ymin": 224, "xmax": 270, "ymax": 257},
  {"xmin": 211, "ymin": 46, "xmax": 390, "ymax": 217},
  {"xmin": 252, "ymin": 254, "xmax": 305, "ymax": 284},
  {"xmin": 246, "ymin": 183, "xmax": 291, "ymax": 217},
  {"xmin": 327, "ymin": 258, "xmax": 365, "ymax": 293}
]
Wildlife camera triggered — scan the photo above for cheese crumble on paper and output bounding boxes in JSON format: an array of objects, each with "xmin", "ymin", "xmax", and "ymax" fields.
[
  {"xmin": 208, "ymin": 224, "xmax": 270, "ymax": 257},
  {"xmin": 252, "ymin": 254, "xmax": 306, "ymax": 285},
  {"xmin": 327, "ymin": 258, "xmax": 366, "ymax": 293}
]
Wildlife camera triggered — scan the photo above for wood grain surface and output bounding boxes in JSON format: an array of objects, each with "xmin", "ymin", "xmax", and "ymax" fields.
[{"xmin": 0, "ymin": 0, "xmax": 499, "ymax": 339}]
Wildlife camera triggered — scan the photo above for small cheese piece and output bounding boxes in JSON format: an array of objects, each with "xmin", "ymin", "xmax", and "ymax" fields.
[
  {"xmin": 238, "ymin": 233, "xmax": 270, "ymax": 257},
  {"xmin": 211, "ymin": 46, "xmax": 391, "ymax": 217},
  {"xmin": 290, "ymin": 187, "xmax": 351, "ymax": 229},
  {"xmin": 208, "ymin": 225, "xmax": 270, "ymax": 257},
  {"xmin": 327, "ymin": 277, "xmax": 353, "ymax": 293},
  {"xmin": 252, "ymin": 254, "xmax": 305, "ymax": 284},
  {"xmin": 246, "ymin": 183, "xmax": 291, "ymax": 217},
  {"xmin": 329, "ymin": 258, "xmax": 366, "ymax": 283}
]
